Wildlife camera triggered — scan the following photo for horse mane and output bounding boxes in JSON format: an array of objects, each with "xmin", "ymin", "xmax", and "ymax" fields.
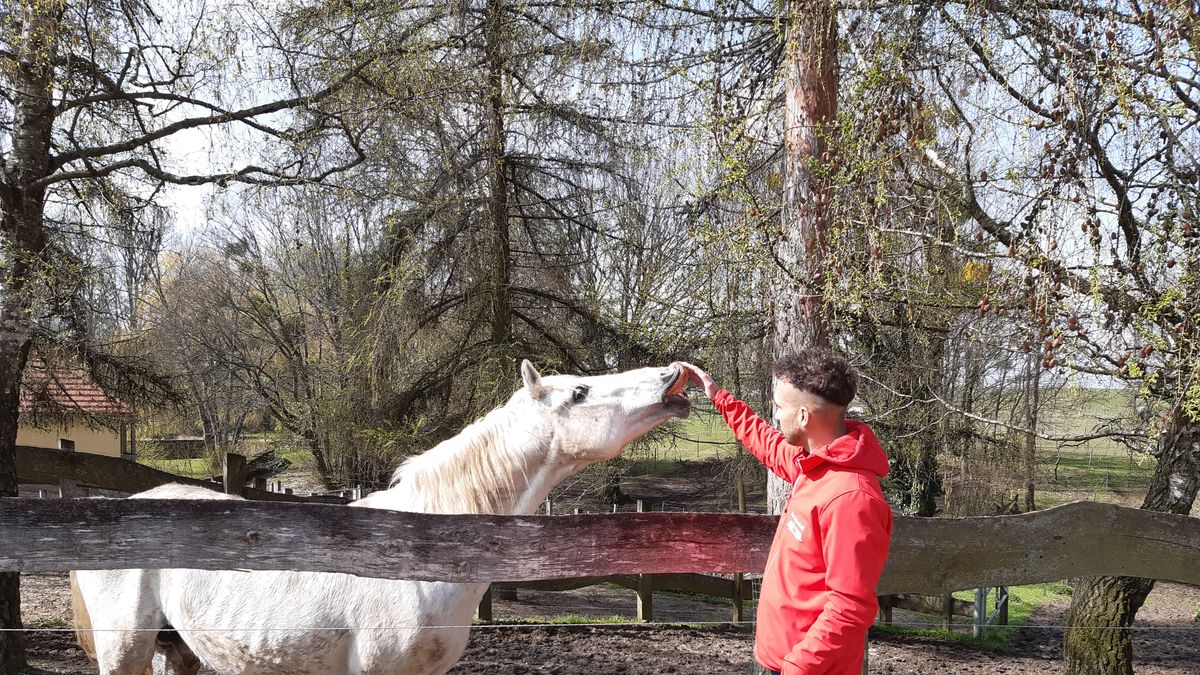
[{"xmin": 388, "ymin": 399, "xmax": 546, "ymax": 515}]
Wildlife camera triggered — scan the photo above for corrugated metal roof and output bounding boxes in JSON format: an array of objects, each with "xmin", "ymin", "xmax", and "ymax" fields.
[{"xmin": 19, "ymin": 355, "xmax": 135, "ymax": 418}]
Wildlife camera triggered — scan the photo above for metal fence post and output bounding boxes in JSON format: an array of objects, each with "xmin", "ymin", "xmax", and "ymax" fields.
[{"xmin": 973, "ymin": 587, "xmax": 987, "ymax": 639}]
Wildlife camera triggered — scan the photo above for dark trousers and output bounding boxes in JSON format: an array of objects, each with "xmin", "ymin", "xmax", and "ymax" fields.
[{"xmin": 748, "ymin": 663, "xmax": 780, "ymax": 675}]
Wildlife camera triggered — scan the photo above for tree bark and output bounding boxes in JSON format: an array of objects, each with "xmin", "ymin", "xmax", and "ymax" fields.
[
  {"xmin": 484, "ymin": 0, "xmax": 512, "ymax": 349},
  {"xmin": 0, "ymin": 346, "xmax": 30, "ymax": 673},
  {"xmin": 770, "ymin": 0, "xmax": 838, "ymax": 515},
  {"xmin": 1064, "ymin": 407, "xmax": 1199, "ymax": 674},
  {"xmin": 1064, "ymin": 575, "xmax": 1152, "ymax": 675},
  {"xmin": 0, "ymin": 2, "xmax": 61, "ymax": 669},
  {"xmin": 1024, "ymin": 351, "xmax": 1040, "ymax": 513}
]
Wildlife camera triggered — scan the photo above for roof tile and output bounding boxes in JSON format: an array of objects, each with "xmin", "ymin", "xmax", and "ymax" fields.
[{"xmin": 19, "ymin": 356, "xmax": 135, "ymax": 418}]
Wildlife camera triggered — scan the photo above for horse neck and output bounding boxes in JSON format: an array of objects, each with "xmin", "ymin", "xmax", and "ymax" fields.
[{"xmin": 375, "ymin": 401, "xmax": 568, "ymax": 515}]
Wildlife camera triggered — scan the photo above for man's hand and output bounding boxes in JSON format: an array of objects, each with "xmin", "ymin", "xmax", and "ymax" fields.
[{"xmin": 679, "ymin": 362, "xmax": 720, "ymax": 400}]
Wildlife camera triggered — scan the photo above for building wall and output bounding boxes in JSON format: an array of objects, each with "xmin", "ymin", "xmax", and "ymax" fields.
[{"xmin": 17, "ymin": 421, "xmax": 124, "ymax": 457}]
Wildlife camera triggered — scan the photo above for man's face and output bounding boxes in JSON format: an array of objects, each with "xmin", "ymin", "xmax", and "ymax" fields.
[{"xmin": 772, "ymin": 378, "xmax": 810, "ymax": 446}]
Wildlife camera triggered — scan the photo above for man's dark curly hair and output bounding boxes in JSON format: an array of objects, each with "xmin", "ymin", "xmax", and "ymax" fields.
[{"xmin": 773, "ymin": 347, "xmax": 858, "ymax": 408}]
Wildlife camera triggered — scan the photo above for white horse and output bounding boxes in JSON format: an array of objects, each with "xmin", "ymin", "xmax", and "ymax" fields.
[{"xmin": 72, "ymin": 360, "xmax": 690, "ymax": 675}]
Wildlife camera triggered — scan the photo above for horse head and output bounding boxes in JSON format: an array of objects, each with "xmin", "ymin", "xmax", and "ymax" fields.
[{"xmin": 516, "ymin": 359, "xmax": 690, "ymax": 464}]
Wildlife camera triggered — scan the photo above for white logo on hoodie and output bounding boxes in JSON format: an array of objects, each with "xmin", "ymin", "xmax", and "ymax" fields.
[{"xmin": 785, "ymin": 512, "xmax": 806, "ymax": 542}]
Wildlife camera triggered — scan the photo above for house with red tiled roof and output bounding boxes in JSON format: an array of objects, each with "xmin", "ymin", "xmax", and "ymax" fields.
[{"xmin": 17, "ymin": 355, "xmax": 137, "ymax": 459}]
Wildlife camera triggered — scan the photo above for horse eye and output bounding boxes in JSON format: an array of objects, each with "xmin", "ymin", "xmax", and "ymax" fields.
[{"xmin": 572, "ymin": 386, "xmax": 589, "ymax": 403}]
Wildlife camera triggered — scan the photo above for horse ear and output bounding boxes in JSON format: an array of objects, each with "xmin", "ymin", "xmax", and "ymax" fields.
[{"xmin": 521, "ymin": 359, "xmax": 545, "ymax": 398}]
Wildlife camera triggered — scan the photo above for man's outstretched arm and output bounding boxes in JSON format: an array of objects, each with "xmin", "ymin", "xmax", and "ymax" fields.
[{"xmin": 680, "ymin": 362, "xmax": 800, "ymax": 484}]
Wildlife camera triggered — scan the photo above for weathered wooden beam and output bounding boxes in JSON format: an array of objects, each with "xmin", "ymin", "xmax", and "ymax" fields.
[
  {"xmin": 497, "ymin": 573, "xmax": 742, "ymax": 599},
  {"xmin": 651, "ymin": 572, "xmax": 737, "ymax": 598},
  {"xmin": 0, "ymin": 499, "xmax": 1196, "ymax": 594},
  {"xmin": 882, "ymin": 500, "xmax": 1200, "ymax": 594},
  {"xmin": 890, "ymin": 593, "xmax": 973, "ymax": 618},
  {"xmin": 0, "ymin": 499, "xmax": 775, "ymax": 580},
  {"xmin": 16, "ymin": 445, "xmax": 217, "ymax": 493},
  {"xmin": 497, "ymin": 576, "xmax": 634, "ymax": 593},
  {"xmin": 15, "ymin": 446, "xmax": 345, "ymax": 504}
]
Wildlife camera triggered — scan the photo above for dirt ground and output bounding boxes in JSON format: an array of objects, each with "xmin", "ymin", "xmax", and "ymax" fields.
[{"xmin": 16, "ymin": 573, "xmax": 1199, "ymax": 674}]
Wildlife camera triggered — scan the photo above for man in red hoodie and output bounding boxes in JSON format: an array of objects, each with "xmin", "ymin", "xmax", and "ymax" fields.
[{"xmin": 682, "ymin": 348, "xmax": 892, "ymax": 675}]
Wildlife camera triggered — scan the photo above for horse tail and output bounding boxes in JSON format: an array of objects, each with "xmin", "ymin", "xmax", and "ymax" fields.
[{"xmin": 69, "ymin": 571, "xmax": 97, "ymax": 663}]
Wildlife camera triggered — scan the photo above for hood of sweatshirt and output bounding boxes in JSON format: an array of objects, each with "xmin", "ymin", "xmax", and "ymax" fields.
[{"xmin": 800, "ymin": 419, "xmax": 889, "ymax": 477}]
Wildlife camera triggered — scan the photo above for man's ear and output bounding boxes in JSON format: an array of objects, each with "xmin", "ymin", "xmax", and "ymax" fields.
[{"xmin": 521, "ymin": 359, "xmax": 545, "ymax": 399}]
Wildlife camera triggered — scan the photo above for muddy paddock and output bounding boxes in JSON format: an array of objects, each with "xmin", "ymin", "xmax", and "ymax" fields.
[{"xmin": 16, "ymin": 574, "xmax": 1200, "ymax": 674}]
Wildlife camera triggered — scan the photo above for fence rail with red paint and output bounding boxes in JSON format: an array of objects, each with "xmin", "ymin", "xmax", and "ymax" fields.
[{"xmin": 0, "ymin": 498, "xmax": 1197, "ymax": 593}]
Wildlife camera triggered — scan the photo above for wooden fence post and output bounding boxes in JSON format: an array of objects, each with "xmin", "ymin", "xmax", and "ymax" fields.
[
  {"xmin": 223, "ymin": 453, "xmax": 248, "ymax": 496},
  {"xmin": 253, "ymin": 477, "xmax": 266, "ymax": 492},
  {"xmin": 942, "ymin": 594, "xmax": 953, "ymax": 631},
  {"xmin": 732, "ymin": 501, "xmax": 747, "ymax": 622},
  {"xmin": 636, "ymin": 499, "xmax": 653, "ymax": 622},
  {"xmin": 476, "ymin": 585, "xmax": 492, "ymax": 623},
  {"xmin": 732, "ymin": 572, "xmax": 744, "ymax": 622},
  {"xmin": 877, "ymin": 594, "xmax": 893, "ymax": 626},
  {"xmin": 997, "ymin": 586, "xmax": 1008, "ymax": 626}
]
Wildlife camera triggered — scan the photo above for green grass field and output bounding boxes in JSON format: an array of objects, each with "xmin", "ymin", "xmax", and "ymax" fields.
[
  {"xmin": 950, "ymin": 582, "xmax": 1074, "ymax": 649},
  {"xmin": 138, "ymin": 441, "xmax": 312, "ymax": 481},
  {"xmin": 138, "ymin": 455, "xmax": 218, "ymax": 479},
  {"xmin": 1028, "ymin": 387, "xmax": 1153, "ymax": 507},
  {"xmin": 623, "ymin": 411, "xmax": 739, "ymax": 475},
  {"xmin": 871, "ymin": 583, "xmax": 1073, "ymax": 651},
  {"xmin": 618, "ymin": 386, "xmax": 1156, "ymax": 510}
]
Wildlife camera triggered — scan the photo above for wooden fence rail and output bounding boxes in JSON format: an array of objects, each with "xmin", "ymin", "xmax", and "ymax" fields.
[
  {"xmin": 477, "ymin": 573, "xmax": 755, "ymax": 622},
  {"xmin": 0, "ymin": 499, "xmax": 1197, "ymax": 595},
  {"xmin": 15, "ymin": 445, "xmax": 346, "ymax": 504}
]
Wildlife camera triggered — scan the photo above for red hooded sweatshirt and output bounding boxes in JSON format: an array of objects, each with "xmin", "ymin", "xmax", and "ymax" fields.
[{"xmin": 713, "ymin": 389, "xmax": 892, "ymax": 675}]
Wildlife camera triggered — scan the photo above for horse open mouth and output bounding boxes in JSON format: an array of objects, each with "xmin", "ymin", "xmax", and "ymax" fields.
[{"xmin": 661, "ymin": 367, "xmax": 690, "ymax": 416}]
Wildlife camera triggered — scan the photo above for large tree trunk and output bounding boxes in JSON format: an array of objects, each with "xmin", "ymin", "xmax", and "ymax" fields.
[
  {"xmin": 0, "ymin": 2, "xmax": 60, "ymax": 669},
  {"xmin": 1064, "ymin": 407, "xmax": 1199, "ymax": 674},
  {"xmin": 770, "ymin": 0, "xmax": 838, "ymax": 514},
  {"xmin": 0, "ymin": 339, "xmax": 31, "ymax": 674},
  {"xmin": 0, "ymin": 239, "xmax": 37, "ymax": 675},
  {"xmin": 484, "ymin": 0, "xmax": 512, "ymax": 350}
]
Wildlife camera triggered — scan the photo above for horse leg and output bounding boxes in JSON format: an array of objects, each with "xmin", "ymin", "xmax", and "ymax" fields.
[
  {"xmin": 70, "ymin": 572, "xmax": 97, "ymax": 663},
  {"xmin": 72, "ymin": 570, "xmax": 163, "ymax": 675}
]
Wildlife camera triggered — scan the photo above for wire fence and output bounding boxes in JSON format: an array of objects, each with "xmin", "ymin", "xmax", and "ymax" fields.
[{"xmin": 8, "ymin": 621, "xmax": 1200, "ymax": 633}]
